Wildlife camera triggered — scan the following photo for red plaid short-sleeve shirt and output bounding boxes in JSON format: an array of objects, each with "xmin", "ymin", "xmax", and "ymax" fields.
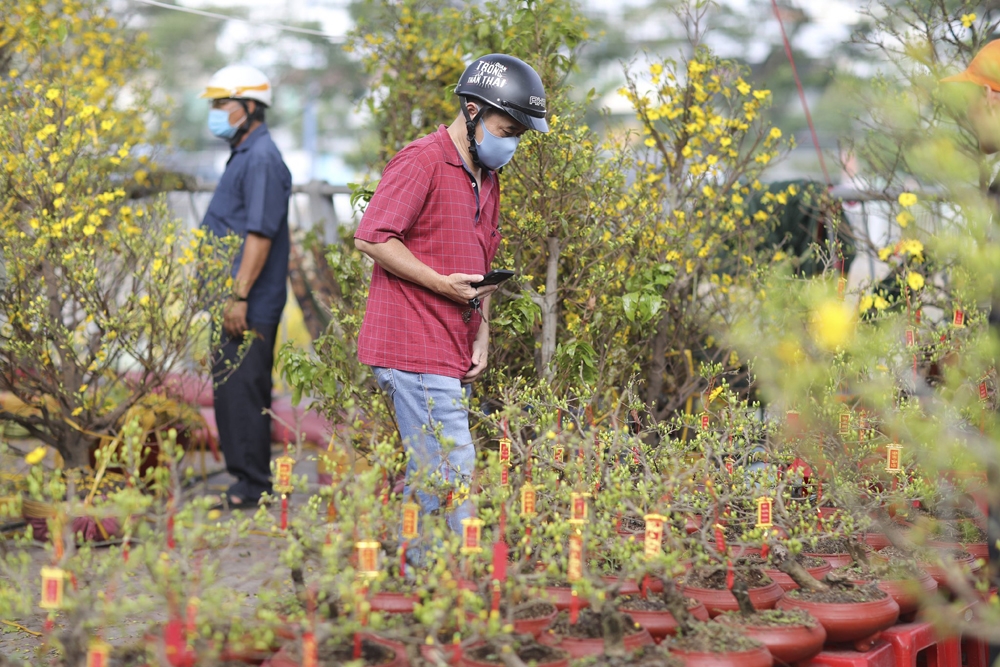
[{"xmin": 355, "ymin": 125, "xmax": 501, "ymax": 378}]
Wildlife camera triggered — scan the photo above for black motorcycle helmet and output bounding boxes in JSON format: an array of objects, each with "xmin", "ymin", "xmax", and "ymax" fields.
[{"xmin": 455, "ymin": 54, "xmax": 549, "ymax": 167}]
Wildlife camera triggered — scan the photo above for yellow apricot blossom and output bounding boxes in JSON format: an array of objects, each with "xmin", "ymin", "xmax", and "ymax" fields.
[{"xmin": 810, "ymin": 299, "xmax": 856, "ymax": 351}]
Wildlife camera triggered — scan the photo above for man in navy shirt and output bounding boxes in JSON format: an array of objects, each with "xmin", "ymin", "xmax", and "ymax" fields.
[{"xmin": 200, "ymin": 64, "xmax": 291, "ymax": 507}]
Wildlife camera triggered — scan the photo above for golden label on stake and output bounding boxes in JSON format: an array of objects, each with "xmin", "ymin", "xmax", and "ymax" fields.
[
  {"xmin": 355, "ymin": 540, "xmax": 381, "ymax": 578},
  {"xmin": 905, "ymin": 328, "xmax": 916, "ymax": 347},
  {"xmin": 980, "ymin": 379, "xmax": 989, "ymax": 402},
  {"xmin": 521, "ymin": 483, "xmax": 537, "ymax": 517},
  {"xmin": 568, "ymin": 532, "xmax": 583, "ymax": 582},
  {"xmin": 755, "ymin": 497, "xmax": 774, "ymax": 528},
  {"xmin": 461, "ymin": 517, "xmax": 484, "ymax": 554},
  {"xmin": 885, "ymin": 444, "xmax": 902, "ymax": 473},
  {"xmin": 274, "ymin": 455, "xmax": 295, "ymax": 494},
  {"xmin": 86, "ymin": 639, "xmax": 110, "ymax": 667},
  {"xmin": 570, "ymin": 492, "xmax": 589, "ymax": 525},
  {"xmin": 401, "ymin": 503, "xmax": 419, "ymax": 540},
  {"xmin": 498, "ymin": 437, "xmax": 511, "ymax": 465},
  {"xmin": 553, "ymin": 446, "xmax": 564, "ymax": 463},
  {"xmin": 700, "ymin": 414, "xmax": 710, "ymax": 430},
  {"xmin": 40, "ymin": 566, "xmax": 65, "ymax": 610},
  {"xmin": 643, "ymin": 514, "xmax": 666, "ymax": 560},
  {"xmin": 954, "ymin": 309, "xmax": 965, "ymax": 328},
  {"xmin": 839, "ymin": 412, "xmax": 850, "ymax": 434}
]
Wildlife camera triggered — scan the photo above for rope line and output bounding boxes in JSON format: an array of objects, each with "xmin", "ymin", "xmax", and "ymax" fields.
[
  {"xmin": 130, "ymin": 0, "xmax": 346, "ymax": 42},
  {"xmin": 770, "ymin": 0, "xmax": 832, "ymax": 186}
]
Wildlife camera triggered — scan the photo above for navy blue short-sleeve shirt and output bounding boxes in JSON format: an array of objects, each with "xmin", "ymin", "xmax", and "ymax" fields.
[{"xmin": 201, "ymin": 124, "xmax": 291, "ymax": 326}]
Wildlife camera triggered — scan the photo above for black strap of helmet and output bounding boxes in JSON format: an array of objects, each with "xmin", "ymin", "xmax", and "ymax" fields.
[
  {"xmin": 228, "ymin": 99, "xmax": 254, "ymax": 147},
  {"xmin": 460, "ymin": 96, "xmax": 487, "ymax": 169}
]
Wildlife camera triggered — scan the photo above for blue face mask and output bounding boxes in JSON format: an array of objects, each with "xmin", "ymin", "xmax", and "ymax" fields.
[
  {"xmin": 475, "ymin": 119, "xmax": 520, "ymax": 170},
  {"xmin": 207, "ymin": 108, "xmax": 245, "ymax": 140}
]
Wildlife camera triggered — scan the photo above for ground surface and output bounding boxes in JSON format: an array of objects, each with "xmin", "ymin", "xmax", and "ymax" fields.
[{"xmin": 0, "ymin": 436, "xmax": 323, "ymax": 663}]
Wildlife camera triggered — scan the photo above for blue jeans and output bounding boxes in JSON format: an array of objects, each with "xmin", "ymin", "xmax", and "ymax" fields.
[{"xmin": 372, "ymin": 367, "xmax": 476, "ymax": 548}]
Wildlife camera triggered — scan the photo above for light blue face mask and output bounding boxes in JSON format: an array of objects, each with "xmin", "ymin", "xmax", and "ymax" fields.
[
  {"xmin": 475, "ymin": 119, "xmax": 520, "ymax": 170},
  {"xmin": 207, "ymin": 108, "xmax": 245, "ymax": 140}
]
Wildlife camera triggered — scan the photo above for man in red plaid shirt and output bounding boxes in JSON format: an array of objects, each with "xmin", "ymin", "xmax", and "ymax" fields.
[{"xmin": 355, "ymin": 54, "xmax": 548, "ymax": 557}]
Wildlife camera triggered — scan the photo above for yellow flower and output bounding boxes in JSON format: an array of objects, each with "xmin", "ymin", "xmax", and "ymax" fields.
[
  {"xmin": 810, "ymin": 299, "xmax": 856, "ymax": 351},
  {"xmin": 769, "ymin": 127, "xmax": 782, "ymax": 140},
  {"xmin": 45, "ymin": 88, "xmax": 60, "ymax": 101},
  {"xmin": 772, "ymin": 250, "xmax": 787, "ymax": 262},
  {"xmin": 896, "ymin": 211, "xmax": 913, "ymax": 228},
  {"xmin": 906, "ymin": 272, "xmax": 925, "ymax": 290},
  {"xmin": 708, "ymin": 386, "xmax": 724, "ymax": 402},
  {"xmin": 736, "ymin": 81, "xmax": 751, "ymax": 96},
  {"xmin": 25, "ymin": 446, "xmax": 47, "ymax": 465},
  {"xmin": 874, "ymin": 296, "xmax": 889, "ymax": 310},
  {"xmin": 859, "ymin": 295, "xmax": 874, "ymax": 312},
  {"xmin": 961, "ymin": 13, "xmax": 977, "ymax": 28},
  {"xmin": 644, "ymin": 137, "xmax": 656, "ymax": 147},
  {"xmin": 83, "ymin": 224, "xmax": 96, "ymax": 236},
  {"xmin": 898, "ymin": 192, "xmax": 918, "ymax": 207},
  {"xmin": 650, "ymin": 62, "xmax": 663, "ymax": 76},
  {"xmin": 878, "ymin": 246, "xmax": 893, "ymax": 261},
  {"xmin": 53, "ymin": 182, "xmax": 65, "ymax": 195}
]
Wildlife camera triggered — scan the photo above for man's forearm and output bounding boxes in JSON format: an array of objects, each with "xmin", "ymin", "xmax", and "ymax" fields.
[
  {"xmin": 355, "ymin": 238, "xmax": 444, "ymax": 294},
  {"xmin": 234, "ymin": 232, "xmax": 272, "ymax": 298}
]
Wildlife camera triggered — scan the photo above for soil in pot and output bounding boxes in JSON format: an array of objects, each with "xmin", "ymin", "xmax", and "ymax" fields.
[
  {"xmin": 662, "ymin": 621, "xmax": 772, "ymax": 667},
  {"xmin": 582, "ymin": 645, "xmax": 684, "ymax": 667},
  {"xmin": 803, "ymin": 536, "xmax": 855, "ymax": 568},
  {"xmin": 777, "ymin": 584, "xmax": 899, "ymax": 651},
  {"xmin": 498, "ymin": 600, "xmax": 558, "ymax": 637},
  {"xmin": 462, "ymin": 638, "xmax": 567, "ymax": 667},
  {"xmin": 716, "ymin": 608, "xmax": 825, "ymax": 664},
  {"xmin": 682, "ymin": 566, "xmax": 783, "ymax": 617},
  {"xmin": 737, "ymin": 554, "xmax": 831, "ymax": 591},
  {"xmin": 540, "ymin": 608, "xmax": 654, "ymax": 658},
  {"xmin": 839, "ymin": 561, "xmax": 937, "ymax": 620},
  {"xmin": 272, "ymin": 636, "xmax": 399, "ymax": 667},
  {"xmin": 617, "ymin": 595, "xmax": 710, "ymax": 641}
]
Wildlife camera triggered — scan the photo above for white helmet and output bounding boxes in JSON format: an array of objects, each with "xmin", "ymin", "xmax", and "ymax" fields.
[{"xmin": 200, "ymin": 64, "xmax": 272, "ymax": 107}]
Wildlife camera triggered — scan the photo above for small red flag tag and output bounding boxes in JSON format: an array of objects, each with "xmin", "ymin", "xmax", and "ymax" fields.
[
  {"xmin": 492, "ymin": 539, "xmax": 508, "ymax": 583},
  {"xmin": 714, "ymin": 524, "xmax": 726, "ymax": 554},
  {"xmin": 954, "ymin": 309, "xmax": 965, "ymax": 328},
  {"xmin": 86, "ymin": 639, "xmax": 110, "ymax": 667},
  {"xmin": 725, "ymin": 559, "xmax": 735, "ymax": 590}
]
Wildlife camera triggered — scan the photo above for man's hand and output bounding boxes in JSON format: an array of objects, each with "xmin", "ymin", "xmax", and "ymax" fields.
[
  {"xmin": 438, "ymin": 273, "xmax": 499, "ymax": 305},
  {"xmin": 223, "ymin": 300, "xmax": 248, "ymax": 338},
  {"xmin": 463, "ymin": 331, "xmax": 489, "ymax": 384}
]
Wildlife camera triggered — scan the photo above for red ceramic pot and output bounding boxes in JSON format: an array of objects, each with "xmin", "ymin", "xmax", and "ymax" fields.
[
  {"xmin": 921, "ymin": 552, "xmax": 978, "ymax": 589},
  {"xmin": 420, "ymin": 643, "xmax": 467, "ymax": 666},
  {"xmin": 776, "ymin": 592, "xmax": 899, "ymax": 651},
  {"xmin": 370, "ymin": 592, "xmax": 418, "ymax": 614},
  {"xmin": 364, "ymin": 634, "xmax": 410, "ymax": 667},
  {"xmin": 668, "ymin": 645, "xmax": 773, "ymax": 667},
  {"xmin": 601, "ymin": 575, "xmax": 640, "ymax": 595},
  {"xmin": 802, "ymin": 551, "xmax": 853, "ymax": 569},
  {"xmin": 543, "ymin": 586, "xmax": 591, "ymax": 611},
  {"xmin": 270, "ymin": 638, "xmax": 406, "ymax": 667},
  {"xmin": 685, "ymin": 515, "xmax": 703, "ymax": 535},
  {"xmin": 538, "ymin": 627, "xmax": 654, "ymax": 658},
  {"xmin": 459, "ymin": 648, "xmax": 568, "ymax": 667},
  {"xmin": 861, "ymin": 533, "xmax": 892, "ymax": 550},
  {"xmin": 512, "ymin": 606, "xmax": 559, "ymax": 638},
  {"xmin": 619, "ymin": 600, "xmax": 709, "ymax": 642},
  {"xmin": 763, "ymin": 561, "xmax": 831, "ymax": 592},
  {"xmin": 682, "ymin": 581, "xmax": 784, "ymax": 617},
  {"xmin": 730, "ymin": 621, "xmax": 826, "ymax": 664},
  {"xmin": 850, "ymin": 570, "xmax": 936, "ymax": 619},
  {"xmin": 928, "ymin": 540, "xmax": 988, "ymax": 561}
]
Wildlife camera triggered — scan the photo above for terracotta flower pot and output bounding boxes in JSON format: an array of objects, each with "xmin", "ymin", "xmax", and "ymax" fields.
[
  {"xmin": 512, "ymin": 605, "xmax": 559, "ymax": 638},
  {"xmin": 668, "ymin": 645, "xmax": 773, "ymax": 667},
  {"xmin": 920, "ymin": 552, "xmax": 980, "ymax": 590},
  {"xmin": 763, "ymin": 561, "xmax": 831, "ymax": 592},
  {"xmin": 619, "ymin": 600, "xmax": 709, "ymax": 642},
  {"xmin": 459, "ymin": 647, "xmax": 567, "ymax": 667},
  {"xmin": 776, "ymin": 592, "xmax": 899, "ymax": 651},
  {"xmin": 538, "ymin": 627, "xmax": 654, "ymax": 658},
  {"xmin": 543, "ymin": 586, "xmax": 591, "ymax": 611},
  {"xmin": 802, "ymin": 551, "xmax": 853, "ymax": 569},
  {"xmin": 850, "ymin": 570, "xmax": 936, "ymax": 619},
  {"xmin": 732, "ymin": 621, "xmax": 826, "ymax": 664},
  {"xmin": 601, "ymin": 575, "xmax": 640, "ymax": 595},
  {"xmin": 370, "ymin": 591, "xmax": 419, "ymax": 614},
  {"xmin": 364, "ymin": 633, "xmax": 409, "ymax": 666},
  {"xmin": 928, "ymin": 540, "xmax": 988, "ymax": 561},
  {"xmin": 270, "ymin": 637, "xmax": 406, "ymax": 667},
  {"xmin": 861, "ymin": 533, "xmax": 892, "ymax": 550},
  {"xmin": 682, "ymin": 581, "xmax": 784, "ymax": 617}
]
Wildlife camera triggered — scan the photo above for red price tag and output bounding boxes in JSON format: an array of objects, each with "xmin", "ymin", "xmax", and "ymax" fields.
[
  {"xmin": 756, "ymin": 496, "xmax": 773, "ymax": 528},
  {"xmin": 954, "ymin": 309, "xmax": 965, "ymax": 328},
  {"xmin": 521, "ymin": 483, "xmax": 536, "ymax": 517},
  {"xmin": 401, "ymin": 503, "xmax": 419, "ymax": 540},
  {"xmin": 498, "ymin": 437, "xmax": 511, "ymax": 465}
]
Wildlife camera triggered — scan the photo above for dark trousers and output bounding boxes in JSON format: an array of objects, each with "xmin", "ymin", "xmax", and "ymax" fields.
[{"xmin": 212, "ymin": 322, "xmax": 278, "ymax": 499}]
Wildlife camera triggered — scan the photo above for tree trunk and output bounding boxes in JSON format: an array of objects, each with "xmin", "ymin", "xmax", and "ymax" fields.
[
  {"xmin": 771, "ymin": 545, "xmax": 830, "ymax": 593},
  {"xmin": 731, "ymin": 578, "xmax": 757, "ymax": 616},
  {"xmin": 659, "ymin": 577, "xmax": 695, "ymax": 634},
  {"xmin": 645, "ymin": 311, "xmax": 670, "ymax": 409},
  {"xmin": 538, "ymin": 236, "xmax": 560, "ymax": 382}
]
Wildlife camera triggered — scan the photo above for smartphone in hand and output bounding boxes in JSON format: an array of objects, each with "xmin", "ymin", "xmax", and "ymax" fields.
[{"xmin": 471, "ymin": 269, "xmax": 515, "ymax": 289}]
